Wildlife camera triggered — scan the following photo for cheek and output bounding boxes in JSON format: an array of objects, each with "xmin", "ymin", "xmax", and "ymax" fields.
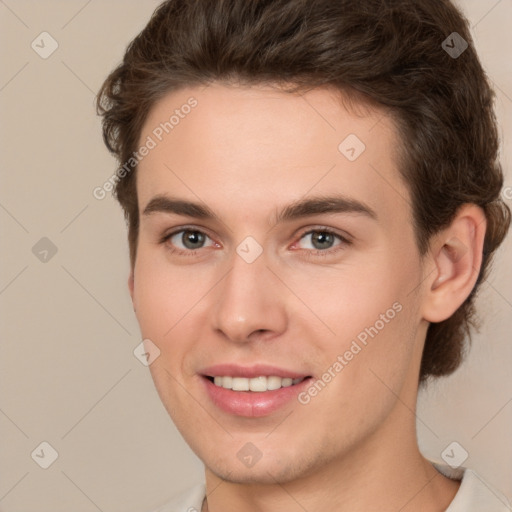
[
  {"xmin": 289, "ymin": 251, "xmax": 421, "ymax": 384},
  {"xmin": 132, "ymin": 250, "xmax": 218, "ymax": 380},
  {"xmin": 296, "ymin": 302, "xmax": 419, "ymax": 446},
  {"xmin": 132, "ymin": 250, "xmax": 198, "ymax": 337},
  {"xmin": 284, "ymin": 257, "xmax": 411, "ymax": 342}
]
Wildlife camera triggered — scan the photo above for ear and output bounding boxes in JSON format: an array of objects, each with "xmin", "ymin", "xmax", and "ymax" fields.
[{"xmin": 421, "ymin": 204, "xmax": 487, "ymax": 323}]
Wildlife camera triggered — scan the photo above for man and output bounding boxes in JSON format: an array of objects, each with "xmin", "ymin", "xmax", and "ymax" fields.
[{"xmin": 96, "ymin": 0, "xmax": 511, "ymax": 510}]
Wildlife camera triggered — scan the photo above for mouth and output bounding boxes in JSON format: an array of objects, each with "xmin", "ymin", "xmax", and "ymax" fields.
[
  {"xmin": 205, "ymin": 375, "xmax": 309, "ymax": 392},
  {"xmin": 199, "ymin": 366, "xmax": 313, "ymax": 417}
]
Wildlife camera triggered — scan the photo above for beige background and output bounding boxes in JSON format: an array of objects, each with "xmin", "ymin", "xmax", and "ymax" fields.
[{"xmin": 0, "ymin": 1, "xmax": 511, "ymax": 510}]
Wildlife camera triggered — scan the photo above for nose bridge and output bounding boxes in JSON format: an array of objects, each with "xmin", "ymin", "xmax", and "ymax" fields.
[{"xmin": 212, "ymin": 241, "xmax": 285, "ymax": 342}]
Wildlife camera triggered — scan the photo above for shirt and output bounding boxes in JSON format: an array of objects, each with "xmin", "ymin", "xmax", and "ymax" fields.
[{"xmin": 151, "ymin": 462, "xmax": 511, "ymax": 511}]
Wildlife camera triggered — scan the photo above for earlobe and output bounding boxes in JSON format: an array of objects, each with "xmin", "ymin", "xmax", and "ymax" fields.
[{"xmin": 422, "ymin": 205, "xmax": 486, "ymax": 323}]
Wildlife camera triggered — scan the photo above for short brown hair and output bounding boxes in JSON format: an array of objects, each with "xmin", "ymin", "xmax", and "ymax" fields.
[{"xmin": 96, "ymin": 0, "xmax": 510, "ymax": 382}]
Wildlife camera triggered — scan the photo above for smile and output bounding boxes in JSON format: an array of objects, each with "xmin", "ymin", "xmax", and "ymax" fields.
[{"xmin": 208, "ymin": 375, "xmax": 306, "ymax": 392}]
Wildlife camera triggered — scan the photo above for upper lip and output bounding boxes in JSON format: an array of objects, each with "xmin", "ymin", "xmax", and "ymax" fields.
[{"xmin": 200, "ymin": 364, "xmax": 311, "ymax": 379}]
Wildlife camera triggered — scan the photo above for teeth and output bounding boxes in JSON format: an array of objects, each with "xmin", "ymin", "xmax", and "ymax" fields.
[
  {"xmin": 211, "ymin": 375, "xmax": 305, "ymax": 392},
  {"xmin": 267, "ymin": 376, "xmax": 282, "ymax": 390},
  {"xmin": 282, "ymin": 378, "xmax": 293, "ymax": 387},
  {"xmin": 221, "ymin": 376, "xmax": 232, "ymax": 389},
  {"xmin": 249, "ymin": 376, "xmax": 267, "ymax": 392},
  {"xmin": 232, "ymin": 377, "xmax": 249, "ymax": 391}
]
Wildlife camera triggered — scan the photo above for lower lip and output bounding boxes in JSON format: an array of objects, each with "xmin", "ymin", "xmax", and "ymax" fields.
[{"xmin": 201, "ymin": 376, "xmax": 312, "ymax": 417}]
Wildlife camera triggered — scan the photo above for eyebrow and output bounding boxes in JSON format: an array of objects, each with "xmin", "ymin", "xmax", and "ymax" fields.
[{"xmin": 142, "ymin": 194, "xmax": 377, "ymax": 224}]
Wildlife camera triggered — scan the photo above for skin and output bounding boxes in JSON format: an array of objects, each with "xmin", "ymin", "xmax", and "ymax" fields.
[{"xmin": 129, "ymin": 83, "xmax": 486, "ymax": 511}]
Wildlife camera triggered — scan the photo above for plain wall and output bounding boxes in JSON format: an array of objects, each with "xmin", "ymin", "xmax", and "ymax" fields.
[{"xmin": 0, "ymin": 1, "xmax": 510, "ymax": 510}]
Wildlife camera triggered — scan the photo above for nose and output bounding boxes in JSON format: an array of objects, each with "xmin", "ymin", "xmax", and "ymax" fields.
[{"xmin": 211, "ymin": 246, "xmax": 288, "ymax": 345}]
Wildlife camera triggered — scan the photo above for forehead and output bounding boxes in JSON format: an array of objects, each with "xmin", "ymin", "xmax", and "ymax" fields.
[{"xmin": 136, "ymin": 83, "xmax": 410, "ymax": 227}]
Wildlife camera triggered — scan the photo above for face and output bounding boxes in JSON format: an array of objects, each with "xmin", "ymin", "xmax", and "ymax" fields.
[{"xmin": 131, "ymin": 83, "xmax": 428, "ymax": 484}]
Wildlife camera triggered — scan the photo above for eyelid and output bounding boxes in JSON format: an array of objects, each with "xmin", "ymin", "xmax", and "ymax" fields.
[{"xmin": 160, "ymin": 225, "xmax": 216, "ymax": 243}]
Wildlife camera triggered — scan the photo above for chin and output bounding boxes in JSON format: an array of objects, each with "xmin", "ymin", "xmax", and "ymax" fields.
[
  {"xmin": 208, "ymin": 464, "xmax": 301, "ymax": 485},
  {"xmin": 202, "ymin": 448, "xmax": 319, "ymax": 485}
]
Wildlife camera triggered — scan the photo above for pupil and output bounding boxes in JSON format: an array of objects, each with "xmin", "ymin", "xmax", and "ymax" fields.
[
  {"xmin": 183, "ymin": 230, "xmax": 204, "ymax": 249},
  {"xmin": 312, "ymin": 232, "xmax": 333, "ymax": 250}
]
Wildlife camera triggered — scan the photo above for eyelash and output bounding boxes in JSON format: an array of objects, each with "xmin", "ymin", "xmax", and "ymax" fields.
[{"xmin": 159, "ymin": 226, "xmax": 352, "ymax": 259}]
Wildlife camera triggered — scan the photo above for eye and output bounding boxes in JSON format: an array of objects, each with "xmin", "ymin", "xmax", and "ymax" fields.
[
  {"xmin": 160, "ymin": 226, "xmax": 350, "ymax": 258},
  {"xmin": 294, "ymin": 228, "xmax": 350, "ymax": 255},
  {"xmin": 161, "ymin": 228, "xmax": 217, "ymax": 254}
]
